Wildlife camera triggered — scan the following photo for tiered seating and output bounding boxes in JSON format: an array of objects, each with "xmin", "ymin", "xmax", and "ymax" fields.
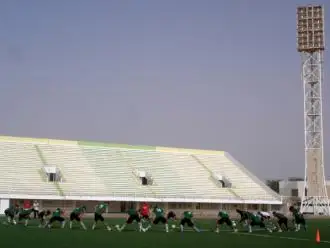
[
  {"xmin": 0, "ymin": 136, "xmax": 281, "ymax": 203},
  {"xmin": 0, "ymin": 142, "xmax": 58, "ymax": 196},
  {"xmin": 37, "ymin": 144, "xmax": 109, "ymax": 197},
  {"xmin": 196, "ymin": 154, "xmax": 279, "ymax": 201},
  {"xmin": 120, "ymin": 149, "xmax": 238, "ymax": 200},
  {"xmin": 81, "ymin": 147, "xmax": 153, "ymax": 198}
]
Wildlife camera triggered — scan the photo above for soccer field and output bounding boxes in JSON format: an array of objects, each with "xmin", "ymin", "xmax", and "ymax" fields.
[{"xmin": 1, "ymin": 218, "xmax": 329, "ymax": 248}]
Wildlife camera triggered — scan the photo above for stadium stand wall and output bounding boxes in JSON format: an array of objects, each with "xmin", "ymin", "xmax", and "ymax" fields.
[{"xmin": 0, "ymin": 135, "xmax": 282, "ymax": 214}]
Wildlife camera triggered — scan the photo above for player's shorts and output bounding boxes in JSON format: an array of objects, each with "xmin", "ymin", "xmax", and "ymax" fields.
[
  {"xmin": 239, "ymin": 213, "xmax": 249, "ymax": 222},
  {"xmin": 38, "ymin": 211, "xmax": 45, "ymax": 219},
  {"xmin": 94, "ymin": 213, "xmax": 104, "ymax": 222},
  {"xmin": 127, "ymin": 214, "xmax": 140, "ymax": 224},
  {"xmin": 180, "ymin": 218, "xmax": 194, "ymax": 227},
  {"xmin": 38, "ymin": 213, "xmax": 46, "ymax": 224},
  {"xmin": 250, "ymin": 220, "xmax": 265, "ymax": 228},
  {"xmin": 18, "ymin": 213, "xmax": 30, "ymax": 220},
  {"xmin": 278, "ymin": 217, "xmax": 288, "ymax": 227},
  {"xmin": 141, "ymin": 214, "xmax": 150, "ymax": 220},
  {"xmin": 70, "ymin": 212, "xmax": 81, "ymax": 222},
  {"xmin": 153, "ymin": 216, "xmax": 167, "ymax": 224},
  {"xmin": 217, "ymin": 217, "xmax": 232, "ymax": 226},
  {"xmin": 295, "ymin": 215, "xmax": 305, "ymax": 225},
  {"xmin": 49, "ymin": 216, "xmax": 64, "ymax": 223},
  {"xmin": 260, "ymin": 216, "xmax": 270, "ymax": 221},
  {"xmin": 167, "ymin": 211, "xmax": 176, "ymax": 220},
  {"xmin": 4, "ymin": 210, "xmax": 14, "ymax": 219}
]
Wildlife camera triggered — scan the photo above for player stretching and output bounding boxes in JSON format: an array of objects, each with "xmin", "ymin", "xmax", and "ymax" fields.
[
  {"xmin": 144, "ymin": 205, "xmax": 169, "ymax": 232},
  {"xmin": 289, "ymin": 206, "xmax": 307, "ymax": 231},
  {"xmin": 167, "ymin": 211, "xmax": 177, "ymax": 220},
  {"xmin": 92, "ymin": 203, "xmax": 111, "ymax": 231},
  {"xmin": 47, "ymin": 208, "xmax": 66, "ymax": 229},
  {"xmin": 139, "ymin": 202, "xmax": 151, "ymax": 229},
  {"xmin": 18, "ymin": 208, "xmax": 33, "ymax": 226},
  {"xmin": 236, "ymin": 209, "xmax": 249, "ymax": 227},
  {"xmin": 258, "ymin": 211, "xmax": 276, "ymax": 230},
  {"xmin": 258, "ymin": 211, "xmax": 271, "ymax": 220},
  {"xmin": 247, "ymin": 212, "xmax": 272, "ymax": 233},
  {"xmin": 167, "ymin": 210, "xmax": 178, "ymax": 230},
  {"xmin": 215, "ymin": 210, "xmax": 237, "ymax": 233},
  {"xmin": 4, "ymin": 204, "xmax": 19, "ymax": 225},
  {"xmin": 38, "ymin": 210, "xmax": 51, "ymax": 228},
  {"xmin": 180, "ymin": 211, "xmax": 200, "ymax": 232},
  {"xmin": 272, "ymin": 211, "xmax": 289, "ymax": 232},
  {"xmin": 116, "ymin": 208, "xmax": 142, "ymax": 232},
  {"xmin": 69, "ymin": 206, "xmax": 87, "ymax": 230}
]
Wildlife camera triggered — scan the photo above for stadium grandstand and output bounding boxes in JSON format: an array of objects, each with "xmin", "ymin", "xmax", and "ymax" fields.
[{"xmin": 0, "ymin": 135, "xmax": 282, "ymax": 216}]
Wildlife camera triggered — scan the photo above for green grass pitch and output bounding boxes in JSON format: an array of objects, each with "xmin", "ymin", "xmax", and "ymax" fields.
[{"xmin": 1, "ymin": 218, "xmax": 329, "ymax": 248}]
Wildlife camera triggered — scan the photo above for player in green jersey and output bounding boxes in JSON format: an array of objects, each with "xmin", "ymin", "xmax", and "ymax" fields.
[
  {"xmin": 289, "ymin": 206, "xmax": 306, "ymax": 231},
  {"xmin": 116, "ymin": 208, "xmax": 142, "ymax": 232},
  {"xmin": 153, "ymin": 206, "xmax": 169, "ymax": 232},
  {"xmin": 215, "ymin": 211, "xmax": 237, "ymax": 233},
  {"xmin": 246, "ymin": 212, "xmax": 272, "ymax": 233},
  {"xmin": 69, "ymin": 206, "xmax": 87, "ymax": 230},
  {"xmin": 18, "ymin": 208, "xmax": 33, "ymax": 226},
  {"xmin": 47, "ymin": 208, "xmax": 66, "ymax": 229},
  {"xmin": 180, "ymin": 211, "xmax": 200, "ymax": 232},
  {"xmin": 92, "ymin": 203, "xmax": 111, "ymax": 231},
  {"xmin": 144, "ymin": 206, "xmax": 169, "ymax": 232},
  {"xmin": 4, "ymin": 204, "xmax": 19, "ymax": 225}
]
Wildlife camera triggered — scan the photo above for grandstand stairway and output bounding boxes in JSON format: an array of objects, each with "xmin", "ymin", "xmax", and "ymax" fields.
[
  {"xmin": 196, "ymin": 153, "xmax": 280, "ymax": 201},
  {"xmin": 0, "ymin": 136, "xmax": 282, "ymax": 204},
  {"xmin": 120, "ymin": 149, "xmax": 239, "ymax": 200},
  {"xmin": 191, "ymin": 154, "xmax": 242, "ymax": 199},
  {"xmin": 35, "ymin": 145, "xmax": 64, "ymax": 196},
  {"xmin": 0, "ymin": 142, "xmax": 59, "ymax": 196},
  {"xmin": 81, "ymin": 146, "xmax": 154, "ymax": 198},
  {"xmin": 37, "ymin": 144, "xmax": 109, "ymax": 197}
]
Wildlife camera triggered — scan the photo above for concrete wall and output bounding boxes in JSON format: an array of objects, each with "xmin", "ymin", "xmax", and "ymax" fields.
[
  {"xmin": 279, "ymin": 180, "xmax": 330, "ymax": 199},
  {"xmin": 0, "ymin": 199, "xmax": 10, "ymax": 214},
  {"xmin": 279, "ymin": 181, "xmax": 305, "ymax": 198}
]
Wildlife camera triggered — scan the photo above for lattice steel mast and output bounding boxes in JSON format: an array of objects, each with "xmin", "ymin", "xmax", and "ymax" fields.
[{"xmin": 297, "ymin": 5, "xmax": 330, "ymax": 215}]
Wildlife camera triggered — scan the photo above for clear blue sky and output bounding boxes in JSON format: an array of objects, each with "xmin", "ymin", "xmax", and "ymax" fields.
[{"xmin": 0, "ymin": 0, "xmax": 329, "ymax": 180}]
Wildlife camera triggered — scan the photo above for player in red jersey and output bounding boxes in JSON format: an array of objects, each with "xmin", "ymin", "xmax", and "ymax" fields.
[
  {"xmin": 139, "ymin": 202, "xmax": 151, "ymax": 231},
  {"xmin": 140, "ymin": 202, "xmax": 150, "ymax": 219}
]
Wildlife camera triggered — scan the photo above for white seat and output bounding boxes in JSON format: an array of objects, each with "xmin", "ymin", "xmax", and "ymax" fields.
[
  {"xmin": 196, "ymin": 154, "xmax": 280, "ymax": 201},
  {"xmin": 37, "ymin": 144, "xmax": 109, "ymax": 197},
  {"xmin": 0, "ymin": 143, "xmax": 59, "ymax": 196},
  {"xmin": 119, "ymin": 149, "xmax": 237, "ymax": 199},
  {"xmin": 0, "ymin": 138, "xmax": 280, "ymax": 203},
  {"xmin": 82, "ymin": 147, "xmax": 153, "ymax": 198}
]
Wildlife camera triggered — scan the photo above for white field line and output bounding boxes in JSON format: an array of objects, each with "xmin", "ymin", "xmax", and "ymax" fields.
[{"xmin": 232, "ymin": 232, "xmax": 330, "ymax": 244}]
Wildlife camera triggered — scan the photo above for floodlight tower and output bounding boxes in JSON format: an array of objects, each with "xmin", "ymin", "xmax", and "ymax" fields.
[{"xmin": 297, "ymin": 5, "xmax": 330, "ymax": 215}]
